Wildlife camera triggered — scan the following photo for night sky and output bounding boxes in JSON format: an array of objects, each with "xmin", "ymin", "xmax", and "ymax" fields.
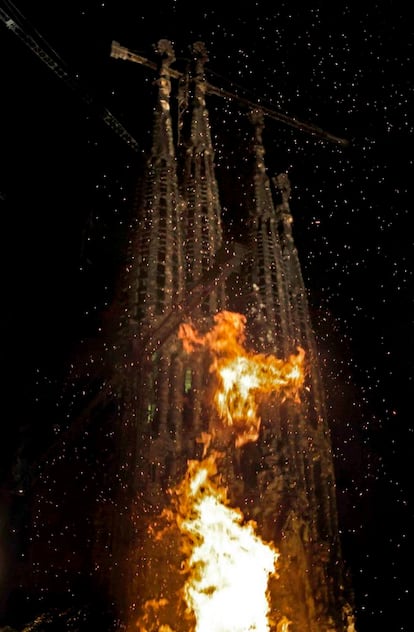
[{"xmin": 1, "ymin": 1, "xmax": 413, "ymax": 630}]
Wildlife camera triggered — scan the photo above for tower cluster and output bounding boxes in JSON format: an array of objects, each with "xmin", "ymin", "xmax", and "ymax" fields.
[{"xmin": 108, "ymin": 40, "xmax": 354, "ymax": 631}]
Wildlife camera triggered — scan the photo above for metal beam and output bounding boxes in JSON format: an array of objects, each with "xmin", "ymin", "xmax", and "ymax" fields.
[
  {"xmin": 111, "ymin": 40, "xmax": 350, "ymax": 147},
  {"xmin": 1, "ymin": 8, "xmax": 140, "ymax": 152}
]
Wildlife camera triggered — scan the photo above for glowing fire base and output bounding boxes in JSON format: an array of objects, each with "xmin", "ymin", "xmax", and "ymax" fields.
[{"xmin": 135, "ymin": 452, "xmax": 291, "ymax": 632}]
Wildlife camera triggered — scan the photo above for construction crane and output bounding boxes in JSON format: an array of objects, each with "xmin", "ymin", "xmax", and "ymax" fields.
[
  {"xmin": 0, "ymin": 0, "xmax": 349, "ymax": 151},
  {"xmin": 0, "ymin": 1, "xmax": 140, "ymax": 152},
  {"xmin": 111, "ymin": 40, "xmax": 350, "ymax": 147}
]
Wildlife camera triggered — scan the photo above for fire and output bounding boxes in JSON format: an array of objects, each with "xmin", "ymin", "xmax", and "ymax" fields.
[
  {"xmin": 137, "ymin": 452, "xmax": 281, "ymax": 632},
  {"xmin": 179, "ymin": 311, "xmax": 305, "ymax": 447},
  {"xmin": 276, "ymin": 617, "xmax": 292, "ymax": 632},
  {"xmin": 135, "ymin": 311, "xmax": 302, "ymax": 630},
  {"xmin": 179, "ymin": 454, "xmax": 279, "ymax": 632}
]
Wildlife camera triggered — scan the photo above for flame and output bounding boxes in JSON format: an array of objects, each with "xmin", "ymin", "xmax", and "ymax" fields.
[
  {"xmin": 179, "ymin": 311, "xmax": 305, "ymax": 447},
  {"xmin": 135, "ymin": 311, "xmax": 302, "ymax": 630},
  {"xmin": 276, "ymin": 616, "xmax": 292, "ymax": 632},
  {"xmin": 137, "ymin": 451, "xmax": 281, "ymax": 631},
  {"xmin": 179, "ymin": 454, "xmax": 279, "ymax": 632}
]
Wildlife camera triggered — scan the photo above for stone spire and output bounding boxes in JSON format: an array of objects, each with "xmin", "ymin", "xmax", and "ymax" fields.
[
  {"xmin": 245, "ymin": 108, "xmax": 293, "ymax": 355},
  {"xmin": 243, "ymin": 109, "xmax": 350, "ymax": 631},
  {"xmin": 108, "ymin": 40, "xmax": 187, "ymax": 624},
  {"xmin": 179, "ymin": 41, "xmax": 226, "ymax": 317},
  {"xmin": 124, "ymin": 38, "xmax": 184, "ymax": 329}
]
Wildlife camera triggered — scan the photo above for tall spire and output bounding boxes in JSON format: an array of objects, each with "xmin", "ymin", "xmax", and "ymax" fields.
[
  {"xmin": 124, "ymin": 38, "xmax": 184, "ymax": 329},
  {"xmin": 244, "ymin": 109, "xmax": 350, "ymax": 630},
  {"xmin": 245, "ymin": 108, "xmax": 293, "ymax": 355},
  {"xmin": 108, "ymin": 40, "xmax": 187, "ymax": 624},
  {"xmin": 179, "ymin": 41, "xmax": 226, "ymax": 316}
]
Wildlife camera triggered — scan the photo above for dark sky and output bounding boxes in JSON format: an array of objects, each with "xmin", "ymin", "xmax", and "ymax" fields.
[{"xmin": 1, "ymin": 1, "xmax": 413, "ymax": 630}]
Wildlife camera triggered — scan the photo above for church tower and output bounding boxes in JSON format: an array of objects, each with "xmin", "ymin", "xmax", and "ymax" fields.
[
  {"xmin": 234, "ymin": 108, "xmax": 350, "ymax": 629},
  {"xmin": 109, "ymin": 40, "xmax": 234, "ymax": 626}
]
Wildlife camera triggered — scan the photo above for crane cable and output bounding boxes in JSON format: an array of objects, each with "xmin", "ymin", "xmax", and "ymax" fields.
[{"xmin": 0, "ymin": 0, "xmax": 140, "ymax": 152}]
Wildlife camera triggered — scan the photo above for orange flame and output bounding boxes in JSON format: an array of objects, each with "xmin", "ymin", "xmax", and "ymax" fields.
[
  {"xmin": 137, "ymin": 452, "xmax": 282, "ymax": 632},
  {"xmin": 179, "ymin": 311, "xmax": 305, "ymax": 447},
  {"xmin": 179, "ymin": 453, "xmax": 280, "ymax": 632}
]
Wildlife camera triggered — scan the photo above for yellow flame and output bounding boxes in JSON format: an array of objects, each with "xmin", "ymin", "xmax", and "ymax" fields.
[
  {"xmin": 179, "ymin": 311, "xmax": 305, "ymax": 447},
  {"xmin": 138, "ymin": 452, "xmax": 280, "ymax": 632},
  {"xmin": 276, "ymin": 616, "xmax": 292, "ymax": 631}
]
